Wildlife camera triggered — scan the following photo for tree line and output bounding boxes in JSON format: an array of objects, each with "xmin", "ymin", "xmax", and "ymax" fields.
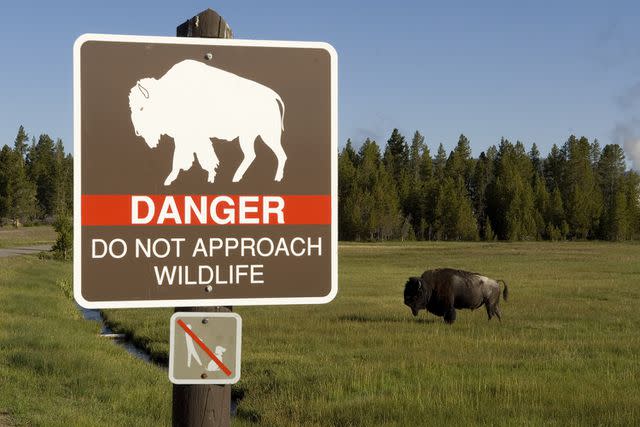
[
  {"xmin": 3, "ymin": 124, "xmax": 639, "ymax": 242},
  {"xmin": 0, "ymin": 126, "xmax": 73, "ymax": 226},
  {"xmin": 339, "ymin": 129, "xmax": 640, "ymax": 241}
]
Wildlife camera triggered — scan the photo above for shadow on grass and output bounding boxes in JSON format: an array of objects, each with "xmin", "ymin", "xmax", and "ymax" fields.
[{"xmin": 337, "ymin": 314, "xmax": 437, "ymax": 324}]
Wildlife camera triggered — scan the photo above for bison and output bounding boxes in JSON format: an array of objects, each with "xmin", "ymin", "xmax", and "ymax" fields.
[
  {"xmin": 404, "ymin": 268, "xmax": 508, "ymax": 324},
  {"xmin": 129, "ymin": 59, "xmax": 287, "ymax": 186}
]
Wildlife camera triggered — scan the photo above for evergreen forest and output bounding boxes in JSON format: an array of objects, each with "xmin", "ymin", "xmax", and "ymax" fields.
[
  {"xmin": 339, "ymin": 129, "xmax": 640, "ymax": 241},
  {"xmin": 2, "ymin": 125, "xmax": 639, "ymax": 241},
  {"xmin": 0, "ymin": 126, "xmax": 73, "ymax": 226}
]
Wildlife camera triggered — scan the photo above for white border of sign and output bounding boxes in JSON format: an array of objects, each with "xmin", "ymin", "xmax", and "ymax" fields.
[
  {"xmin": 73, "ymin": 34, "xmax": 338, "ymax": 308},
  {"xmin": 169, "ymin": 312, "xmax": 242, "ymax": 385}
]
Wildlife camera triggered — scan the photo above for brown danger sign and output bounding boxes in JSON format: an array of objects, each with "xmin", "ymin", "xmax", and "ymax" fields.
[
  {"xmin": 73, "ymin": 34, "xmax": 338, "ymax": 308},
  {"xmin": 169, "ymin": 312, "xmax": 242, "ymax": 385}
]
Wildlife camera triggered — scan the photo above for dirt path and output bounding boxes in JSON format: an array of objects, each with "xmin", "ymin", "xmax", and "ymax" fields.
[
  {"xmin": 0, "ymin": 412, "xmax": 15, "ymax": 427},
  {"xmin": 0, "ymin": 244, "xmax": 51, "ymax": 258}
]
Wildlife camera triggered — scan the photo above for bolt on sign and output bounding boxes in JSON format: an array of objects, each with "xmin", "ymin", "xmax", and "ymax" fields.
[
  {"xmin": 169, "ymin": 312, "xmax": 242, "ymax": 385},
  {"xmin": 73, "ymin": 34, "xmax": 338, "ymax": 308}
]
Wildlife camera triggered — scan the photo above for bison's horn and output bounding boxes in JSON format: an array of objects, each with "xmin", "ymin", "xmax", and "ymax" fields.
[{"xmin": 137, "ymin": 83, "xmax": 150, "ymax": 99}]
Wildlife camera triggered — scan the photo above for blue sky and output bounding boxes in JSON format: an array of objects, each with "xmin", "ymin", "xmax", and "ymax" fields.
[{"xmin": 1, "ymin": 1, "xmax": 639, "ymax": 165}]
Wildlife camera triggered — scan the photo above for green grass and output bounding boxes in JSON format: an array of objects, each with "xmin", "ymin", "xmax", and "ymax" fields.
[
  {"xmin": 101, "ymin": 241, "xmax": 640, "ymax": 426},
  {"xmin": 0, "ymin": 256, "xmax": 170, "ymax": 426},
  {"xmin": 0, "ymin": 226, "xmax": 56, "ymax": 248},
  {"xmin": 2, "ymin": 242, "xmax": 639, "ymax": 425}
]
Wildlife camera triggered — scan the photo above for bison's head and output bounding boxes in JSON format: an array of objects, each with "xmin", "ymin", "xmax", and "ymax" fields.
[
  {"xmin": 129, "ymin": 78, "xmax": 161, "ymax": 148},
  {"xmin": 404, "ymin": 277, "xmax": 430, "ymax": 316}
]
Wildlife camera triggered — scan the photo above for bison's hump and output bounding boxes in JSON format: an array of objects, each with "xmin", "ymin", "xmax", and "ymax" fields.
[{"xmin": 161, "ymin": 59, "xmax": 274, "ymax": 94}]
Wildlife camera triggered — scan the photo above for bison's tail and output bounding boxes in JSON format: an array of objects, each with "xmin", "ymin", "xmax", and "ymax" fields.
[
  {"xmin": 275, "ymin": 94, "xmax": 285, "ymax": 132},
  {"xmin": 498, "ymin": 279, "xmax": 509, "ymax": 302}
]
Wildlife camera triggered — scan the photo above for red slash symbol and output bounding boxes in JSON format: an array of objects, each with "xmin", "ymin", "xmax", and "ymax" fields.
[{"xmin": 177, "ymin": 319, "xmax": 232, "ymax": 377}]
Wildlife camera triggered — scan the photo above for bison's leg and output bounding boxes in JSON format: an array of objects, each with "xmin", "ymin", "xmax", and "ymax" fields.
[
  {"xmin": 194, "ymin": 140, "xmax": 219, "ymax": 183},
  {"xmin": 485, "ymin": 304, "xmax": 493, "ymax": 320},
  {"xmin": 164, "ymin": 167, "xmax": 181, "ymax": 186},
  {"xmin": 232, "ymin": 135, "xmax": 257, "ymax": 183},
  {"xmin": 164, "ymin": 145, "xmax": 194, "ymax": 186},
  {"xmin": 262, "ymin": 133, "xmax": 287, "ymax": 181},
  {"xmin": 443, "ymin": 307, "xmax": 456, "ymax": 324}
]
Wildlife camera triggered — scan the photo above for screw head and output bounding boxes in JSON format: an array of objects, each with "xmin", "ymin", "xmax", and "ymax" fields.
[
  {"xmin": 201, "ymin": 373, "xmax": 208, "ymax": 379},
  {"xmin": 205, "ymin": 52, "xmax": 213, "ymax": 60},
  {"xmin": 202, "ymin": 318, "xmax": 208, "ymax": 324},
  {"xmin": 205, "ymin": 285, "xmax": 213, "ymax": 292}
]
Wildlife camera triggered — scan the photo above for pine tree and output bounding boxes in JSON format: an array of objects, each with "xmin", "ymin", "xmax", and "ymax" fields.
[
  {"xmin": 529, "ymin": 143, "xmax": 542, "ymax": 178},
  {"xmin": 514, "ymin": 141, "xmax": 534, "ymax": 183},
  {"xmin": 484, "ymin": 216, "xmax": 496, "ymax": 241},
  {"xmin": 470, "ymin": 152, "xmax": 493, "ymax": 237},
  {"xmin": 14, "ymin": 125, "xmax": 29, "ymax": 161},
  {"xmin": 544, "ymin": 143, "xmax": 565, "ymax": 191},
  {"xmin": 455, "ymin": 134, "xmax": 472, "ymax": 159},
  {"xmin": 532, "ymin": 173, "xmax": 550, "ymax": 239},
  {"xmin": 419, "ymin": 143, "xmax": 433, "ymax": 183},
  {"xmin": 343, "ymin": 138, "xmax": 358, "ymax": 165},
  {"xmin": 433, "ymin": 143, "xmax": 447, "ymax": 181},
  {"xmin": 356, "ymin": 139, "xmax": 381, "ymax": 240},
  {"xmin": 505, "ymin": 176, "xmax": 536, "ymax": 240},
  {"xmin": 548, "ymin": 186, "xmax": 565, "ymax": 228},
  {"xmin": 27, "ymin": 134, "xmax": 57, "ymax": 217},
  {"xmin": 0, "ymin": 146, "xmax": 11, "ymax": 219},
  {"xmin": 590, "ymin": 139, "xmax": 602, "ymax": 167},
  {"xmin": 358, "ymin": 139, "xmax": 381, "ymax": 189},
  {"xmin": 455, "ymin": 176, "xmax": 480, "ymax": 241},
  {"xmin": 413, "ymin": 141, "xmax": 435, "ymax": 240},
  {"xmin": 597, "ymin": 144, "xmax": 626, "ymax": 240},
  {"xmin": 352, "ymin": 139, "xmax": 403, "ymax": 240},
  {"xmin": 421, "ymin": 178, "xmax": 439, "ymax": 241},
  {"xmin": 384, "ymin": 128, "xmax": 409, "ymax": 181},
  {"xmin": 0, "ymin": 128, "xmax": 38, "ymax": 225},
  {"xmin": 435, "ymin": 177, "xmax": 478, "ymax": 240},
  {"xmin": 435, "ymin": 177, "xmax": 457, "ymax": 240},
  {"xmin": 486, "ymin": 145, "xmax": 498, "ymax": 162},
  {"xmin": 409, "ymin": 131, "xmax": 425, "ymax": 182},
  {"xmin": 63, "ymin": 153, "xmax": 74, "ymax": 213},
  {"xmin": 564, "ymin": 136, "xmax": 602, "ymax": 239},
  {"xmin": 610, "ymin": 188, "xmax": 630, "ymax": 240},
  {"xmin": 400, "ymin": 214, "xmax": 416, "ymax": 241},
  {"xmin": 598, "ymin": 144, "xmax": 626, "ymax": 197},
  {"xmin": 403, "ymin": 185, "xmax": 423, "ymax": 240},
  {"xmin": 338, "ymin": 141, "xmax": 358, "ymax": 240},
  {"xmin": 384, "ymin": 129, "xmax": 411, "ymax": 215},
  {"xmin": 487, "ymin": 138, "xmax": 536, "ymax": 240},
  {"xmin": 53, "ymin": 138, "xmax": 72, "ymax": 215},
  {"xmin": 374, "ymin": 161, "xmax": 402, "ymax": 240},
  {"xmin": 52, "ymin": 212, "xmax": 73, "ymax": 260},
  {"xmin": 449, "ymin": 134, "xmax": 474, "ymax": 187}
]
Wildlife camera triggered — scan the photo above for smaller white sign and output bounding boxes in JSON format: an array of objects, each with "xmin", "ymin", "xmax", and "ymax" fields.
[{"xmin": 169, "ymin": 312, "xmax": 242, "ymax": 385}]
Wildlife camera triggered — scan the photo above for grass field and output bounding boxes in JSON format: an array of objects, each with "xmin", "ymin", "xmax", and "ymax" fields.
[
  {"xmin": 0, "ymin": 256, "xmax": 170, "ymax": 426},
  {"xmin": 0, "ymin": 226, "xmax": 56, "ymax": 248},
  {"xmin": 101, "ymin": 241, "xmax": 640, "ymax": 426}
]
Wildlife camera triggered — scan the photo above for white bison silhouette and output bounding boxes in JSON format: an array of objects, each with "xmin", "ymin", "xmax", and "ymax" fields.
[{"xmin": 129, "ymin": 59, "xmax": 287, "ymax": 185}]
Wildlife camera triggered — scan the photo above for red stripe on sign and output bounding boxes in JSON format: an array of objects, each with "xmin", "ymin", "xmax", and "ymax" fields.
[{"xmin": 81, "ymin": 194, "xmax": 331, "ymax": 226}]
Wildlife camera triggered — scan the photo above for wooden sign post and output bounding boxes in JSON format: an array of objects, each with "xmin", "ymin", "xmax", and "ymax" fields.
[
  {"xmin": 172, "ymin": 11, "xmax": 233, "ymax": 427},
  {"xmin": 74, "ymin": 7, "xmax": 337, "ymax": 426}
]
